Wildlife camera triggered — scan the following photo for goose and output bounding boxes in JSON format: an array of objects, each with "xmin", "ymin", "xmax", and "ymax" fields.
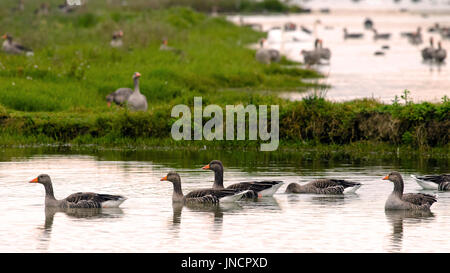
[
  {"xmin": 29, "ymin": 174, "xmax": 127, "ymax": 208},
  {"xmin": 421, "ymin": 37, "xmax": 434, "ymax": 60},
  {"xmin": 110, "ymin": 30, "xmax": 123, "ymax": 48},
  {"xmin": 343, "ymin": 28, "xmax": 364, "ymax": 39},
  {"xmin": 126, "ymin": 72, "xmax": 148, "ymax": 111},
  {"xmin": 34, "ymin": 3, "xmax": 50, "ymax": 16},
  {"xmin": 159, "ymin": 38, "xmax": 184, "ymax": 55},
  {"xmin": 58, "ymin": 1, "xmax": 76, "ymax": 13},
  {"xmin": 285, "ymin": 179, "xmax": 361, "ymax": 194},
  {"xmin": 374, "ymin": 51, "xmax": 385, "ymax": 56},
  {"xmin": 301, "ymin": 49, "xmax": 321, "ymax": 67},
  {"xmin": 411, "ymin": 174, "xmax": 450, "ymax": 191},
  {"xmin": 434, "ymin": 41, "xmax": 447, "ymax": 63},
  {"xmin": 372, "ymin": 29, "xmax": 391, "ymax": 40},
  {"xmin": 405, "ymin": 27, "xmax": 422, "ymax": 45},
  {"xmin": 201, "ymin": 160, "xmax": 284, "ymax": 198},
  {"xmin": 161, "ymin": 171, "xmax": 250, "ymax": 204},
  {"xmin": 364, "ymin": 18, "xmax": 374, "ymax": 30},
  {"xmin": 255, "ymin": 38, "xmax": 273, "ymax": 65},
  {"xmin": 105, "ymin": 72, "xmax": 138, "ymax": 107},
  {"xmin": 382, "ymin": 172, "xmax": 437, "ymax": 211},
  {"xmin": 284, "ymin": 22, "xmax": 296, "ymax": 31},
  {"xmin": 2, "ymin": 33, "xmax": 33, "ymax": 56}
]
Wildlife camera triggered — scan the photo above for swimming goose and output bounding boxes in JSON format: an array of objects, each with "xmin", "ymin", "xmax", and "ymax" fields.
[
  {"xmin": 343, "ymin": 28, "xmax": 364, "ymax": 39},
  {"xmin": 411, "ymin": 174, "xmax": 450, "ymax": 191},
  {"xmin": 382, "ymin": 172, "xmax": 437, "ymax": 211},
  {"xmin": 201, "ymin": 160, "xmax": 284, "ymax": 197},
  {"xmin": 421, "ymin": 37, "xmax": 434, "ymax": 60},
  {"xmin": 105, "ymin": 72, "xmax": 138, "ymax": 107},
  {"xmin": 110, "ymin": 30, "xmax": 123, "ymax": 48},
  {"xmin": 404, "ymin": 27, "xmax": 422, "ymax": 45},
  {"xmin": 2, "ymin": 33, "xmax": 33, "ymax": 55},
  {"xmin": 364, "ymin": 18, "xmax": 374, "ymax": 29},
  {"xmin": 372, "ymin": 29, "xmax": 391, "ymax": 40},
  {"xmin": 126, "ymin": 72, "xmax": 148, "ymax": 111},
  {"xmin": 161, "ymin": 171, "xmax": 250, "ymax": 204},
  {"xmin": 285, "ymin": 179, "xmax": 361, "ymax": 194},
  {"xmin": 301, "ymin": 49, "xmax": 321, "ymax": 67},
  {"xmin": 29, "ymin": 174, "xmax": 127, "ymax": 208},
  {"xmin": 434, "ymin": 41, "xmax": 447, "ymax": 63}
]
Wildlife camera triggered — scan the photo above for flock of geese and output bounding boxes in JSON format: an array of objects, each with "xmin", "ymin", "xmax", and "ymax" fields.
[
  {"xmin": 254, "ymin": 17, "xmax": 448, "ymax": 66},
  {"xmin": 30, "ymin": 160, "xmax": 449, "ymax": 212}
]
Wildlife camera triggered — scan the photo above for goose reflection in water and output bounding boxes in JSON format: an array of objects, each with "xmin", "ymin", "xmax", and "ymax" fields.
[
  {"xmin": 384, "ymin": 210, "xmax": 434, "ymax": 252},
  {"xmin": 36, "ymin": 207, "xmax": 124, "ymax": 251}
]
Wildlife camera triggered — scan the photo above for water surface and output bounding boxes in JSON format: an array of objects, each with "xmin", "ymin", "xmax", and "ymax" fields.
[{"xmin": 0, "ymin": 147, "xmax": 448, "ymax": 252}]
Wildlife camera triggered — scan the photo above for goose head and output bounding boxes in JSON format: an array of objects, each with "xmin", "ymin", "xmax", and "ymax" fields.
[
  {"xmin": 133, "ymin": 72, "xmax": 141, "ymax": 79},
  {"xmin": 2, "ymin": 33, "xmax": 12, "ymax": 41},
  {"xmin": 202, "ymin": 160, "xmax": 223, "ymax": 173},
  {"xmin": 382, "ymin": 171, "xmax": 403, "ymax": 184},
  {"xmin": 29, "ymin": 174, "xmax": 52, "ymax": 185},
  {"xmin": 161, "ymin": 171, "xmax": 181, "ymax": 185}
]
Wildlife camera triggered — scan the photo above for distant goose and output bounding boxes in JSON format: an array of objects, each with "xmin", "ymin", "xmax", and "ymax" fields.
[
  {"xmin": 421, "ymin": 37, "xmax": 434, "ymax": 60},
  {"xmin": 126, "ymin": 72, "xmax": 148, "ymax": 111},
  {"xmin": 372, "ymin": 29, "xmax": 391, "ymax": 40},
  {"xmin": 374, "ymin": 51, "xmax": 385, "ymax": 56},
  {"xmin": 255, "ymin": 38, "xmax": 273, "ymax": 65},
  {"xmin": 29, "ymin": 174, "xmax": 127, "ymax": 208},
  {"xmin": 159, "ymin": 38, "xmax": 184, "ymax": 55},
  {"xmin": 106, "ymin": 72, "xmax": 138, "ymax": 107},
  {"xmin": 285, "ymin": 179, "xmax": 362, "ymax": 194},
  {"xmin": 202, "ymin": 160, "xmax": 284, "ymax": 198},
  {"xmin": 110, "ymin": 30, "xmax": 123, "ymax": 48},
  {"xmin": 317, "ymin": 39, "xmax": 331, "ymax": 60},
  {"xmin": 58, "ymin": 1, "xmax": 76, "ymax": 13},
  {"xmin": 161, "ymin": 171, "xmax": 250, "ymax": 204},
  {"xmin": 34, "ymin": 3, "xmax": 50, "ymax": 16},
  {"xmin": 343, "ymin": 28, "xmax": 364, "ymax": 39},
  {"xmin": 382, "ymin": 172, "xmax": 437, "ymax": 210},
  {"xmin": 284, "ymin": 22, "xmax": 296, "ymax": 31},
  {"xmin": 300, "ymin": 25, "xmax": 312, "ymax": 34},
  {"xmin": 301, "ymin": 49, "xmax": 321, "ymax": 67},
  {"xmin": 2, "ymin": 33, "xmax": 33, "ymax": 56},
  {"xmin": 411, "ymin": 174, "xmax": 450, "ymax": 191},
  {"xmin": 364, "ymin": 18, "xmax": 374, "ymax": 29},
  {"xmin": 402, "ymin": 27, "xmax": 422, "ymax": 45},
  {"xmin": 382, "ymin": 45, "xmax": 390, "ymax": 50},
  {"xmin": 434, "ymin": 41, "xmax": 447, "ymax": 62}
]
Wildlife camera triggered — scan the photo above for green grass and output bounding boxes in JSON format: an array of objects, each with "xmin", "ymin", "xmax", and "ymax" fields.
[{"xmin": 0, "ymin": 1, "xmax": 448, "ymax": 154}]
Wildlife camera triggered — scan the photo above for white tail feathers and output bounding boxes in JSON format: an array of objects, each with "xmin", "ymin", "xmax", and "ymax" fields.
[{"xmin": 220, "ymin": 190, "xmax": 252, "ymax": 203}]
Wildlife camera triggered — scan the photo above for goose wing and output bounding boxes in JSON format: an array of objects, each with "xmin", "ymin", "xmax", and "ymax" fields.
[
  {"xmin": 311, "ymin": 179, "xmax": 360, "ymax": 189},
  {"xmin": 403, "ymin": 193, "xmax": 437, "ymax": 207},
  {"xmin": 64, "ymin": 192, "xmax": 125, "ymax": 208},
  {"xmin": 415, "ymin": 174, "xmax": 450, "ymax": 184},
  {"xmin": 226, "ymin": 181, "xmax": 283, "ymax": 195}
]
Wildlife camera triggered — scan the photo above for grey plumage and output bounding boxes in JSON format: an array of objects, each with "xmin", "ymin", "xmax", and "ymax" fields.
[
  {"xmin": 285, "ymin": 179, "xmax": 361, "ymax": 194},
  {"xmin": 383, "ymin": 172, "xmax": 437, "ymax": 211},
  {"xmin": 29, "ymin": 174, "xmax": 127, "ymax": 208}
]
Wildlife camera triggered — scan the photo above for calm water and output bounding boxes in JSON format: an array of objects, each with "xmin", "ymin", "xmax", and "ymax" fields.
[
  {"xmin": 229, "ymin": 7, "xmax": 450, "ymax": 102},
  {"xmin": 0, "ymin": 147, "xmax": 448, "ymax": 252}
]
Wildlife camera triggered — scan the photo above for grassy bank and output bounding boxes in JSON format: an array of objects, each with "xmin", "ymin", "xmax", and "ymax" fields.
[{"xmin": 0, "ymin": 1, "xmax": 448, "ymax": 155}]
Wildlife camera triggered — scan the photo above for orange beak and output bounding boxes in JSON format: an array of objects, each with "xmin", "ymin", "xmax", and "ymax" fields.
[
  {"xmin": 382, "ymin": 175, "xmax": 389, "ymax": 180},
  {"xmin": 107, "ymin": 102, "xmax": 111, "ymax": 107},
  {"xmin": 29, "ymin": 177, "xmax": 38, "ymax": 183},
  {"xmin": 202, "ymin": 164, "xmax": 210, "ymax": 170},
  {"xmin": 160, "ymin": 176, "xmax": 167, "ymax": 181},
  {"xmin": 2, "ymin": 34, "xmax": 6, "ymax": 39},
  {"xmin": 135, "ymin": 72, "xmax": 141, "ymax": 77}
]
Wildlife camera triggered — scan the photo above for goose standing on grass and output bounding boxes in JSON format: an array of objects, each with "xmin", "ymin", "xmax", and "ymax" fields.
[
  {"xmin": 161, "ymin": 172, "xmax": 250, "ymax": 204},
  {"xmin": 201, "ymin": 160, "xmax": 284, "ymax": 198},
  {"xmin": 317, "ymin": 39, "xmax": 331, "ymax": 61},
  {"xmin": 110, "ymin": 30, "xmax": 123, "ymax": 48},
  {"xmin": 105, "ymin": 72, "xmax": 138, "ymax": 107},
  {"xmin": 434, "ymin": 41, "xmax": 447, "ymax": 63},
  {"xmin": 126, "ymin": 72, "xmax": 148, "ymax": 111},
  {"xmin": 29, "ymin": 174, "xmax": 127, "ymax": 208},
  {"xmin": 2, "ymin": 33, "xmax": 33, "ymax": 56},
  {"xmin": 372, "ymin": 29, "xmax": 391, "ymax": 40},
  {"xmin": 343, "ymin": 28, "xmax": 364, "ymax": 39},
  {"xmin": 285, "ymin": 179, "xmax": 362, "ymax": 194},
  {"xmin": 255, "ymin": 38, "xmax": 273, "ymax": 65},
  {"xmin": 411, "ymin": 174, "xmax": 450, "ymax": 191},
  {"xmin": 382, "ymin": 172, "xmax": 437, "ymax": 211},
  {"xmin": 159, "ymin": 38, "xmax": 184, "ymax": 55},
  {"xmin": 421, "ymin": 37, "xmax": 434, "ymax": 60}
]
